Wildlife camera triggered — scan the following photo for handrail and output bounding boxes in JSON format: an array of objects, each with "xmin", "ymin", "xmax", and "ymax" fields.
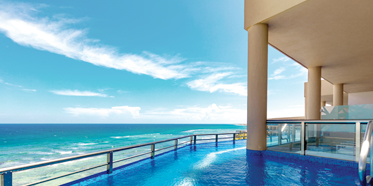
[
  {"xmin": 24, "ymin": 163, "xmax": 108, "ymax": 186},
  {"xmin": 359, "ymin": 120, "xmax": 373, "ymax": 186},
  {"xmin": 0, "ymin": 133, "xmax": 233, "ymax": 173},
  {"xmin": 0, "ymin": 132, "xmax": 243, "ymax": 186},
  {"xmin": 267, "ymin": 119, "xmax": 371, "ymax": 157},
  {"xmin": 0, "ymin": 135, "xmax": 190, "ymax": 174},
  {"xmin": 267, "ymin": 119, "xmax": 370, "ymax": 124}
]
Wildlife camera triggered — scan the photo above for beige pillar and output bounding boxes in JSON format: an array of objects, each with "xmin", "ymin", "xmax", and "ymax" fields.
[
  {"xmin": 306, "ymin": 67, "xmax": 321, "ymax": 119},
  {"xmin": 304, "ymin": 83, "xmax": 308, "ymax": 118},
  {"xmin": 305, "ymin": 97, "xmax": 307, "ymax": 118},
  {"xmin": 343, "ymin": 93, "xmax": 348, "ymax": 105},
  {"xmin": 333, "ymin": 84, "xmax": 343, "ymax": 106},
  {"xmin": 247, "ymin": 23, "xmax": 268, "ymax": 151},
  {"xmin": 321, "ymin": 101, "xmax": 326, "ymax": 107}
]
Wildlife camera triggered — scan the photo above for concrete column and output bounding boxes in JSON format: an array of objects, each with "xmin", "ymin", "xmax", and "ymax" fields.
[
  {"xmin": 304, "ymin": 83, "xmax": 308, "ymax": 118},
  {"xmin": 333, "ymin": 84, "xmax": 343, "ymax": 106},
  {"xmin": 321, "ymin": 101, "xmax": 326, "ymax": 107},
  {"xmin": 247, "ymin": 23, "xmax": 268, "ymax": 151},
  {"xmin": 343, "ymin": 93, "xmax": 348, "ymax": 105},
  {"xmin": 305, "ymin": 97, "xmax": 307, "ymax": 118},
  {"xmin": 306, "ymin": 66, "xmax": 321, "ymax": 119}
]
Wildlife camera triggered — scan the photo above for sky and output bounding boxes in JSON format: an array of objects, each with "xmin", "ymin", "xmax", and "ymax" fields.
[{"xmin": 0, "ymin": 0, "xmax": 307, "ymax": 123}]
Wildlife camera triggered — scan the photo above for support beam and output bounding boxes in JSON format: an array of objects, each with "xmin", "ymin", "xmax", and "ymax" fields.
[
  {"xmin": 306, "ymin": 66, "xmax": 321, "ymax": 119},
  {"xmin": 247, "ymin": 23, "xmax": 268, "ymax": 151},
  {"xmin": 333, "ymin": 84, "xmax": 343, "ymax": 106}
]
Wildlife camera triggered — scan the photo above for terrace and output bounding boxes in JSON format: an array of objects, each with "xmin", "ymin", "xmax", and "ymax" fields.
[
  {"xmin": 1, "ymin": 120, "xmax": 372, "ymax": 185},
  {"xmin": 3, "ymin": 0, "xmax": 373, "ymax": 185}
]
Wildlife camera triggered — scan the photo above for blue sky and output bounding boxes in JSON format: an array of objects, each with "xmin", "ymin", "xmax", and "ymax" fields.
[{"xmin": 0, "ymin": 0, "xmax": 307, "ymax": 123}]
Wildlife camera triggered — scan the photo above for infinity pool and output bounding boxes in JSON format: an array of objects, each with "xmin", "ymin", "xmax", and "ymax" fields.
[{"xmin": 65, "ymin": 140, "xmax": 360, "ymax": 186}]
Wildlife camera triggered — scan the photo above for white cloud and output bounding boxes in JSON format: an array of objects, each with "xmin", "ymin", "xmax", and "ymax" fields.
[
  {"xmin": 0, "ymin": 78, "xmax": 36, "ymax": 92},
  {"xmin": 267, "ymin": 105, "xmax": 305, "ymax": 119},
  {"xmin": 62, "ymin": 104, "xmax": 245, "ymax": 123},
  {"xmin": 117, "ymin": 90, "xmax": 129, "ymax": 94},
  {"xmin": 272, "ymin": 56, "xmax": 290, "ymax": 63},
  {"xmin": 0, "ymin": 80, "xmax": 22, "ymax": 88},
  {"xmin": 269, "ymin": 67, "xmax": 286, "ymax": 80},
  {"xmin": 22, "ymin": 88, "xmax": 37, "ymax": 92},
  {"xmin": 0, "ymin": 3, "xmax": 251, "ymax": 97},
  {"xmin": 0, "ymin": 3, "xmax": 250, "ymax": 97},
  {"xmin": 286, "ymin": 67, "xmax": 307, "ymax": 79},
  {"xmin": 50, "ymin": 90, "xmax": 107, "ymax": 97},
  {"xmin": 268, "ymin": 75, "xmax": 286, "ymax": 80},
  {"xmin": 269, "ymin": 66, "xmax": 307, "ymax": 80},
  {"xmin": 64, "ymin": 106, "xmax": 141, "ymax": 117},
  {"xmin": 187, "ymin": 72, "xmax": 247, "ymax": 96},
  {"xmin": 145, "ymin": 104, "xmax": 246, "ymax": 123},
  {"xmin": 273, "ymin": 67, "xmax": 285, "ymax": 76},
  {"xmin": 0, "ymin": 3, "xmax": 188, "ymax": 80},
  {"xmin": 269, "ymin": 55, "xmax": 308, "ymax": 81}
]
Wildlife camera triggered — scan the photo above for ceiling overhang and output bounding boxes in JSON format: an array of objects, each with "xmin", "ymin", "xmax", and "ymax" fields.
[{"xmin": 257, "ymin": 0, "xmax": 373, "ymax": 93}]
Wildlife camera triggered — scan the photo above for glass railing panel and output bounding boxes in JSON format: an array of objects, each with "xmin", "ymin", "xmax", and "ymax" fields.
[
  {"xmin": 348, "ymin": 104, "xmax": 373, "ymax": 119},
  {"xmin": 322, "ymin": 104, "xmax": 373, "ymax": 119},
  {"xmin": 267, "ymin": 123, "xmax": 301, "ymax": 154},
  {"xmin": 267, "ymin": 124, "xmax": 279, "ymax": 146},
  {"xmin": 305, "ymin": 123, "xmax": 356, "ymax": 161},
  {"xmin": 321, "ymin": 105, "xmax": 349, "ymax": 119}
]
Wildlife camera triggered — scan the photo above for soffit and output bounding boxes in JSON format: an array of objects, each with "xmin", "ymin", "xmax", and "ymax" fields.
[{"xmin": 266, "ymin": 0, "xmax": 373, "ymax": 93}]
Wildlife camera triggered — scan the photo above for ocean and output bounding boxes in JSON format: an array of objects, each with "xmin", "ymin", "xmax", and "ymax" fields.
[{"xmin": 0, "ymin": 124, "xmax": 246, "ymax": 185}]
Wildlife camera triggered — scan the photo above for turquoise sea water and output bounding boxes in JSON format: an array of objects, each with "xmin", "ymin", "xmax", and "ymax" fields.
[{"xmin": 0, "ymin": 124, "xmax": 246, "ymax": 185}]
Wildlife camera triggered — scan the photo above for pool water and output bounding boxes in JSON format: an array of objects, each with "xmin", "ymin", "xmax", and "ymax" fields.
[{"xmin": 66, "ymin": 140, "xmax": 360, "ymax": 186}]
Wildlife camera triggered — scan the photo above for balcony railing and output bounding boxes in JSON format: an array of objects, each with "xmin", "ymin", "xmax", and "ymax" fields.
[
  {"xmin": 3, "ymin": 119, "xmax": 371, "ymax": 186},
  {"xmin": 0, "ymin": 132, "xmax": 245, "ymax": 186},
  {"xmin": 267, "ymin": 120, "xmax": 371, "ymax": 161},
  {"xmin": 322, "ymin": 104, "xmax": 373, "ymax": 120}
]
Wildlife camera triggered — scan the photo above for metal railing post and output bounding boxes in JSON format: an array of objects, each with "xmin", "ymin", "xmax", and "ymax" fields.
[
  {"xmin": 190, "ymin": 136, "xmax": 193, "ymax": 145},
  {"xmin": 1, "ymin": 172, "xmax": 12, "ymax": 186},
  {"xmin": 292, "ymin": 124, "xmax": 296, "ymax": 143},
  {"xmin": 301, "ymin": 122, "xmax": 305, "ymax": 155},
  {"xmin": 270, "ymin": 127, "xmax": 273, "ymax": 142},
  {"xmin": 278, "ymin": 124, "xmax": 282, "ymax": 145},
  {"xmin": 233, "ymin": 134, "xmax": 236, "ymax": 144},
  {"xmin": 193, "ymin": 135, "xmax": 197, "ymax": 145},
  {"xmin": 151, "ymin": 144, "xmax": 155, "ymax": 159},
  {"xmin": 287, "ymin": 124, "xmax": 291, "ymax": 143},
  {"xmin": 107, "ymin": 152, "xmax": 113, "ymax": 174},
  {"xmin": 356, "ymin": 122, "xmax": 361, "ymax": 162},
  {"xmin": 370, "ymin": 124, "xmax": 373, "ymax": 177},
  {"xmin": 359, "ymin": 121, "xmax": 373, "ymax": 185},
  {"xmin": 175, "ymin": 139, "xmax": 178, "ymax": 150},
  {"xmin": 216, "ymin": 134, "xmax": 218, "ymax": 144}
]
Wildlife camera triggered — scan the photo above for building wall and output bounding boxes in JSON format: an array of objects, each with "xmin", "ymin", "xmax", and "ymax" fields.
[{"xmin": 348, "ymin": 91, "xmax": 373, "ymax": 105}]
